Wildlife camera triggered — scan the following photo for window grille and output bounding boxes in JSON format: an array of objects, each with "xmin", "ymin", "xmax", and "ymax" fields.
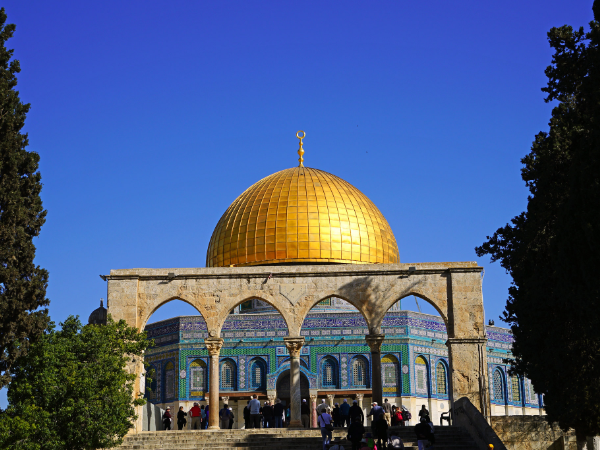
[
  {"xmin": 249, "ymin": 360, "xmax": 265, "ymax": 389},
  {"xmin": 381, "ymin": 355, "xmax": 398, "ymax": 386},
  {"xmin": 221, "ymin": 360, "xmax": 236, "ymax": 390},
  {"xmin": 322, "ymin": 358, "xmax": 336, "ymax": 387},
  {"xmin": 493, "ymin": 369, "xmax": 504, "ymax": 401},
  {"xmin": 511, "ymin": 376, "xmax": 521, "ymax": 403},
  {"xmin": 353, "ymin": 358, "xmax": 367, "ymax": 386},
  {"xmin": 165, "ymin": 361, "xmax": 175, "ymax": 399},
  {"xmin": 415, "ymin": 356, "xmax": 428, "ymax": 395},
  {"xmin": 190, "ymin": 359, "xmax": 206, "ymax": 392},
  {"xmin": 436, "ymin": 362, "xmax": 447, "ymax": 395}
]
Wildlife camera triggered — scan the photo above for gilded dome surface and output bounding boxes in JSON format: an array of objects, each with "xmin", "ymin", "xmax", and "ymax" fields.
[{"xmin": 206, "ymin": 166, "xmax": 399, "ymax": 267}]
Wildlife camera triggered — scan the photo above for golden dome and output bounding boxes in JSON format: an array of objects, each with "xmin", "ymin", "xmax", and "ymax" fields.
[{"xmin": 206, "ymin": 166, "xmax": 399, "ymax": 267}]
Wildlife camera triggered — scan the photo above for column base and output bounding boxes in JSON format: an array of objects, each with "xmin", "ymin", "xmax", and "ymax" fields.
[
  {"xmin": 288, "ymin": 420, "xmax": 303, "ymax": 428},
  {"xmin": 208, "ymin": 425, "xmax": 220, "ymax": 430}
]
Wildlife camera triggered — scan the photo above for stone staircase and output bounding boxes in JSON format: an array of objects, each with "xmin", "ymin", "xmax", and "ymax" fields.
[{"xmin": 119, "ymin": 426, "xmax": 479, "ymax": 449}]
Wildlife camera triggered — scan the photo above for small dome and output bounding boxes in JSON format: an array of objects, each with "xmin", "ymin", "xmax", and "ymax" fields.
[
  {"xmin": 88, "ymin": 299, "xmax": 107, "ymax": 325},
  {"xmin": 206, "ymin": 166, "xmax": 399, "ymax": 267}
]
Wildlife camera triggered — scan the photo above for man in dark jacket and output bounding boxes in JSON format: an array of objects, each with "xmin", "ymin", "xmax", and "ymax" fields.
[
  {"xmin": 347, "ymin": 416, "xmax": 365, "ymax": 450},
  {"xmin": 301, "ymin": 399, "xmax": 311, "ymax": 428},
  {"xmin": 243, "ymin": 401, "xmax": 250, "ymax": 429},
  {"xmin": 415, "ymin": 417, "xmax": 434, "ymax": 450},
  {"xmin": 273, "ymin": 399, "xmax": 285, "ymax": 428},
  {"xmin": 372, "ymin": 413, "xmax": 389, "ymax": 450},
  {"xmin": 340, "ymin": 399, "xmax": 351, "ymax": 427},
  {"xmin": 332, "ymin": 403, "xmax": 341, "ymax": 427},
  {"xmin": 262, "ymin": 401, "xmax": 274, "ymax": 428},
  {"xmin": 349, "ymin": 400, "xmax": 364, "ymax": 425}
]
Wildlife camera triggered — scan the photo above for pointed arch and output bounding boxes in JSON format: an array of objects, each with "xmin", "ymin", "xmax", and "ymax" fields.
[
  {"xmin": 350, "ymin": 355, "xmax": 370, "ymax": 388},
  {"xmin": 300, "ymin": 294, "xmax": 372, "ymax": 334},
  {"xmin": 217, "ymin": 295, "xmax": 291, "ymax": 337},
  {"xmin": 142, "ymin": 296, "xmax": 209, "ymax": 331},
  {"xmin": 220, "ymin": 358, "xmax": 237, "ymax": 391},
  {"xmin": 319, "ymin": 355, "xmax": 339, "ymax": 389},
  {"xmin": 248, "ymin": 358, "xmax": 267, "ymax": 390}
]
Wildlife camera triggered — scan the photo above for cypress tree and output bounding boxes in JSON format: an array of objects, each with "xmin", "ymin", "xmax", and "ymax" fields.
[{"xmin": 0, "ymin": 7, "xmax": 49, "ymax": 389}]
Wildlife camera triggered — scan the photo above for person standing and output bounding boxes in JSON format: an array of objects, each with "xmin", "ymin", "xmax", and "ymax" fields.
[
  {"xmin": 317, "ymin": 398, "xmax": 328, "ymax": 416},
  {"xmin": 418, "ymin": 405, "xmax": 429, "ymax": 420},
  {"xmin": 177, "ymin": 406, "xmax": 187, "ymax": 430},
  {"xmin": 262, "ymin": 401, "xmax": 274, "ymax": 428},
  {"xmin": 243, "ymin": 401, "xmax": 251, "ymax": 429},
  {"xmin": 347, "ymin": 416, "xmax": 365, "ymax": 450},
  {"xmin": 415, "ymin": 417, "xmax": 433, "ymax": 450},
  {"xmin": 219, "ymin": 403, "xmax": 231, "ymax": 429},
  {"xmin": 273, "ymin": 399, "xmax": 284, "ymax": 428},
  {"xmin": 382, "ymin": 399, "xmax": 393, "ymax": 426},
  {"xmin": 368, "ymin": 402, "xmax": 384, "ymax": 423},
  {"xmin": 340, "ymin": 399, "xmax": 350, "ymax": 427},
  {"xmin": 228, "ymin": 407, "xmax": 235, "ymax": 429},
  {"xmin": 318, "ymin": 407, "xmax": 334, "ymax": 450},
  {"xmin": 189, "ymin": 402, "xmax": 201, "ymax": 430},
  {"xmin": 162, "ymin": 407, "xmax": 172, "ymax": 430},
  {"xmin": 332, "ymin": 403, "xmax": 341, "ymax": 427},
  {"xmin": 249, "ymin": 394, "xmax": 262, "ymax": 429},
  {"xmin": 349, "ymin": 400, "xmax": 364, "ymax": 425},
  {"xmin": 204, "ymin": 405, "xmax": 209, "ymax": 429},
  {"xmin": 372, "ymin": 413, "xmax": 389, "ymax": 450},
  {"xmin": 301, "ymin": 399, "xmax": 311, "ymax": 428}
]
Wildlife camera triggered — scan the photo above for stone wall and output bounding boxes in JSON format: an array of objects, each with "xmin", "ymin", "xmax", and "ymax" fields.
[{"xmin": 491, "ymin": 416, "xmax": 577, "ymax": 450}]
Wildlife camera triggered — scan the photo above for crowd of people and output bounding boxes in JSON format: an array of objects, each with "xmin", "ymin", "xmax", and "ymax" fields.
[{"xmin": 160, "ymin": 399, "xmax": 437, "ymax": 450}]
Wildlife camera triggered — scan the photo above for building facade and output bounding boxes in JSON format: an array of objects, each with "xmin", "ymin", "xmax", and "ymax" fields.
[{"xmin": 144, "ymin": 302, "xmax": 543, "ymax": 427}]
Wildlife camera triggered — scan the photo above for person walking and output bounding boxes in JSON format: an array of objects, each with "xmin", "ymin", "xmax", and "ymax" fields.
[
  {"xmin": 347, "ymin": 415, "xmax": 365, "ymax": 450},
  {"xmin": 415, "ymin": 417, "xmax": 434, "ymax": 450},
  {"xmin": 273, "ymin": 398, "xmax": 284, "ymax": 428},
  {"xmin": 301, "ymin": 399, "xmax": 311, "ymax": 428},
  {"xmin": 189, "ymin": 402, "xmax": 201, "ymax": 430},
  {"xmin": 318, "ymin": 406, "xmax": 334, "ymax": 450},
  {"xmin": 219, "ymin": 403, "xmax": 231, "ymax": 429},
  {"xmin": 177, "ymin": 406, "xmax": 188, "ymax": 430},
  {"xmin": 162, "ymin": 407, "xmax": 172, "ymax": 430},
  {"xmin": 249, "ymin": 394, "xmax": 261, "ymax": 428},
  {"xmin": 372, "ymin": 413, "xmax": 389, "ymax": 450},
  {"xmin": 340, "ymin": 399, "xmax": 350, "ymax": 427},
  {"xmin": 368, "ymin": 402, "xmax": 383, "ymax": 424},
  {"xmin": 262, "ymin": 401, "xmax": 274, "ymax": 428},
  {"xmin": 382, "ymin": 399, "xmax": 393, "ymax": 426},
  {"xmin": 332, "ymin": 403, "xmax": 341, "ymax": 427},
  {"xmin": 349, "ymin": 400, "xmax": 364, "ymax": 425}
]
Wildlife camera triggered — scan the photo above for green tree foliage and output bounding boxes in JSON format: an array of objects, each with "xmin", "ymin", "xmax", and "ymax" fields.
[
  {"xmin": 0, "ymin": 317, "xmax": 151, "ymax": 450},
  {"xmin": 0, "ymin": 7, "xmax": 49, "ymax": 389},
  {"xmin": 476, "ymin": 3, "xmax": 600, "ymax": 436}
]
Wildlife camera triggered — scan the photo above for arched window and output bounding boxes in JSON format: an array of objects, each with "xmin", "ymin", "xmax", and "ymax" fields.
[
  {"xmin": 146, "ymin": 365, "xmax": 158, "ymax": 401},
  {"xmin": 352, "ymin": 356, "xmax": 368, "ymax": 387},
  {"xmin": 436, "ymin": 362, "xmax": 448, "ymax": 395},
  {"xmin": 164, "ymin": 361, "xmax": 176, "ymax": 399},
  {"xmin": 321, "ymin": 357, "xmax": 337, "ymax": 388},
  {"xmin": 249, "ymin": 359, "xmax": 266, "ymax": 390},
  {"xmin": 190, "ymin": 359, "xmax": 207, "ymax": 396},
  {"xmin": 511, "ymin": 375, "xmax": 521, "ymax": 403},
  {"xmin": 415, "ymin": 356, "xmax": 429, "ymax": 395},
  {"xmin": 381, "ymin": 354, "xmax": 399, "ymax": 388},
  {"xmin": 493, "ymin": 369, "xmax": 505, "ymax": 402},
  {"xmin": 220, "ymin": 359, "xmax": 237, "ymax": 391}
]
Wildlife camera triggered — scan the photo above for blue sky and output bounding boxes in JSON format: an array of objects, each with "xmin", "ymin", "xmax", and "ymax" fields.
[{"xmin": 0, "ymin": 1, "xmax": 593, "ymax": 406}]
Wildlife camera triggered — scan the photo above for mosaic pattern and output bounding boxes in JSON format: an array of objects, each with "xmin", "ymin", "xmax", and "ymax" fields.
[{"xmin": 206, "ymin": 167, "xmax": 399, "ymax": 267}]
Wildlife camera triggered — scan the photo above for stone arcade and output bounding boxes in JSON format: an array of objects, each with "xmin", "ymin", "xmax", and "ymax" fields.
[{"xmin": 103, "ymin": 132, "xmax": 539, "ymax": 433}]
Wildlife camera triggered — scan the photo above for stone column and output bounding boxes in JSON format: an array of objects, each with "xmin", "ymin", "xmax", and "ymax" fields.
[
  {"xmin": 356, "ymin": 393, "xmax": 365, "ymax": 426},
  {"xmin": 310, "ymin": 394, "xmax": 318, "ymax": 428},
  {"xmin": 205, "ymin": 337, "xmax": 224, "ymax": 430},
  {"xmin": 366, "ymin": 334, "xmax": 385, "ymax": 406},
  {"xmin": 327, "ymin": 394, "xmax": 335, "ymax": 408},
  {"xmin": 284, "ymin": 337, "xmax": 305, "ymax": 428}
]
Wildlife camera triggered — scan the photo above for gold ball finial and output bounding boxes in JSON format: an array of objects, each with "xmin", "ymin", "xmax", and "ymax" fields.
[{"xmin": 296, "ymin": 130, "xmax": 305, "ymax": 167}]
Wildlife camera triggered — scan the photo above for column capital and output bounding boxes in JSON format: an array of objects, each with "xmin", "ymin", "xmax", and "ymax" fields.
[
  {"xmin": 327, "ymin": 394, "xmax": 335, "ymax": 400},
  {"xmin": 268, "ymin": 394, "xmax": 276, "ymax": 403},
  {"xmin": 221, "ymin": 396, "xmax": 229, "ymax": 403},
  {"xmin": 310, "ymin": 394, "xmax": 318, "ymax": 402},
  {"xmin": 283, "ymin": 337, "xmax": 305, "ymax": 357},
  {"xmin": 355, "ymin": 393, "xmax": 364, "ymax": 401},
  {"xmin": 205, "ymin": 337, "xmax": 224, "ymax": 356},
  {"xmin": 365, "ymin": 334, "xmax": 385, "ymax": 352}
]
